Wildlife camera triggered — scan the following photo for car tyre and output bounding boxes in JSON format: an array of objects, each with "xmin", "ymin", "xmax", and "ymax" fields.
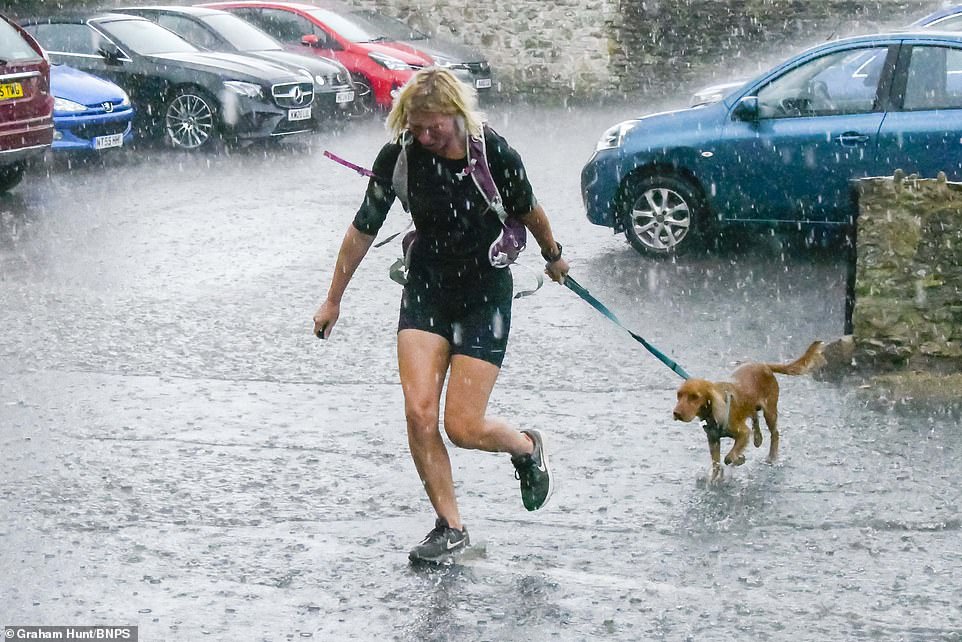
[
  {"xmin": 620, "ymin": 173, "xmax": 708, "ymax": 257},
  {"xmin": 0, "ymin": 163, "xmax": 26, "ymax": 193},
  {"xmin": 164, "ymin": 88, "xmax": 219, "ymax": 150}
]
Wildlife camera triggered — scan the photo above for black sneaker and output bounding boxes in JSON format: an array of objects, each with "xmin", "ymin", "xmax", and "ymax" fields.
[
  {"xmin": 511, "ymin": 429, "xmax": 553, "ymax": 511},
  {"xmin": 408, "ymin": 517, "xmax": 469, "ymax": 564}
]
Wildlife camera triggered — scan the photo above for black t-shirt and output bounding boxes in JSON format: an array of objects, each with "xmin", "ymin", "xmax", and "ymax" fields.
[{"xmin": 352, "ymin": 127, "xmax": 536, "ymax": 287}]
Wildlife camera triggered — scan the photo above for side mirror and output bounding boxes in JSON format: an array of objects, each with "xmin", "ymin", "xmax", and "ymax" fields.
[
  {"xmin": 732, "ymin": 96, "xmax": 759, "ymax": 122},
  {"xmin": 301, "ymin": 34, "xmax": 319, "ymax": 47},
  {"xmin": 98, "ymin": 43, "xmax": 125, "ymax": 64}
]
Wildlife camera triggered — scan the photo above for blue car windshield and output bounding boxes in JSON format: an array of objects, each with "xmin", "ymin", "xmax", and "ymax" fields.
[
  {"xmin": 202, "ymin": 13, "xmax": 283, "ymax": 51},
  {"xmin": 100, "ymin": 19, "xmax": 199, "ymax": 55},
  {"xmin": 305, "ymin": 8, "xmax": 380, "ymax": 43}
]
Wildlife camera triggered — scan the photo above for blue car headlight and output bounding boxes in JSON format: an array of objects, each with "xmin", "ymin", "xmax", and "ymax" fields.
[
  {"xmin": 596, "ymin": 121, "xmax": 636, "ymax": 151},
  {"xmin": 223, "ymin": 81, "xmax": 264, "ymax": 99},
  {"xmin": 54, "ymin": 97, "xmax": 87, "ymax": 113},
  {"xmin": 120, "ymin": 92, "xmax": 131, "ymax": 107}
]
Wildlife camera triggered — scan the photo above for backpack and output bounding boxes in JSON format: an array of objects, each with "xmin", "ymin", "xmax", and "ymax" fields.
[{"xmin": 388, "ymin": 125, "xmax": 528, "ymax": 286}]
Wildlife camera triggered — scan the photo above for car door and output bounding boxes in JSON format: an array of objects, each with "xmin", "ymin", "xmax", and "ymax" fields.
[
  {"xmin": 876, "ymin": 42, "xmax": 962, "ymax": 181},
  {"xmin": 713, "ymin": 45, "xmax": 894, "ymax": 224}
]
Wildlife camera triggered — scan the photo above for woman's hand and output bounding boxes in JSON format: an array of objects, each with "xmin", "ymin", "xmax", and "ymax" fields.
[
  {"xmin": 313, "ymin": 300, "xmax": 340, "ymax": 340},
  {"xmin": 545, "ymin": 257, "xmax": 569, "ymax": 284}
]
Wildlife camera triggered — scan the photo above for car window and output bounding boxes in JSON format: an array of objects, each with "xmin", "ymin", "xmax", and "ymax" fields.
[
  {"xmin": 756, "ymin": 46, "xmax": 889, "ymax": 118},
  {"xmin": 349, "ymin": 10, "xmax": 427, "ymax": 41},
  {"xmin": 903, "ymin": 45, "xmax": 962, "ymax": 110},
  {"xmin": 0, "ymin": 20, "xmax": 41, "ymax": 60},
  {"xmin": 306, "ymin": 9, "xmax": 376, "ymax": 43},
  {"xmin": 253, "ymin": 8, "xmax": 317, "ymax": 42},
  {"xmin": 98, "ymin": 19, "xmax": 198, "ymax": 55},
  {"xmin": 27, "ymin": 23, "xmax": 110, "ymax": 56},
  {"xmin": 202, "ymin": 13, "xmax": 282, "ymax": 51},
  {"xmin": 156, "ymin": 14, "xmax": 220, "ymax": 50}
]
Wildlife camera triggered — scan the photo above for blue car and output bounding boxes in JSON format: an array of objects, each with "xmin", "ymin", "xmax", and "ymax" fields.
[
  {"xmin": 691, "ymin": 6, "xmax": 962, "ymax": 108},
  {"xmin": 582, "ymin": 31, "xmax": 962, "ymax": 256},
  {"xmin": 50, "ymin": 64, "xmax": 134, "ymax": 152}
]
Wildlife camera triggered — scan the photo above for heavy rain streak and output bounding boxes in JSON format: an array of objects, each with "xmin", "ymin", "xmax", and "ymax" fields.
[{"xmin": 1, "ymin": 0, "xmax": 961, "ymax": 640}]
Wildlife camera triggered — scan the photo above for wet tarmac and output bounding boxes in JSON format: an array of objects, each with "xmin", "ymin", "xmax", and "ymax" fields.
[{"xmin": 1, "ymin": 103, "xmax": 960, "ymax": 641}]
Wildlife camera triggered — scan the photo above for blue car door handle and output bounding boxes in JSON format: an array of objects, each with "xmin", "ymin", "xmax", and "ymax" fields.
[{"xmin": 834, "ymin": 132, "xmax": 871, "ymax": 146}]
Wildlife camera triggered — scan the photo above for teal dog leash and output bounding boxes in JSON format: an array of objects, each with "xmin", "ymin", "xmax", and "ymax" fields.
[{"xmin": 563, "ymin": 275, "xmax": 691, "ymax": 380}]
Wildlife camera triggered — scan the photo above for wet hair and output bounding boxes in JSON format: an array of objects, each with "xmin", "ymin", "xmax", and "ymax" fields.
[{"xmin": 386, "ymin": 67, "xmax": 485, "ymax": 142}]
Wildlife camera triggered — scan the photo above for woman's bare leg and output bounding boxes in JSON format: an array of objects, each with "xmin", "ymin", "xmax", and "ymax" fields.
[
  {"xmin": 442, "ymin": 354, "xmax": 533, "ymax": 456},
  {"xmin": 397, "ymin": 329, "xmax": 461, "ymax": 528}
]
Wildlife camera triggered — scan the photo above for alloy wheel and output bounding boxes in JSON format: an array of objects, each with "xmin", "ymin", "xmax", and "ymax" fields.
[
  {"xmin": 629, "ymin": 186, "xmax": 692, "ymax": 253},
  {"xmin": 165, "ymin": 92, "xmax": 215, "ymax": 150}
]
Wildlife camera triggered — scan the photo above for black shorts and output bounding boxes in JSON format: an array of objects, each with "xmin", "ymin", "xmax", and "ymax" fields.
[{"xmin": 398, "ymin": 268, "xmax": 513, "ymax": 367}]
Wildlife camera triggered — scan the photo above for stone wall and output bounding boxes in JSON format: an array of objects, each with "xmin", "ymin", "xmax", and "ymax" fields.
[
  {"xmin": 356, "ymin": 0, "xmax": 938, "ymax": 98},
  {"xmin": 853, "ymin": 173, "xmax": 962, "ymax": 372},
  {"xmin": 609, "ymin": 0, "xmax": 937, "ymax": 96},
  {"xmin": 4, "ymin": 0, "xmax": 945, "ymax": 98},
  {"xmin": 353, "ymin": 0, "xmax": 615, "ymax": 96}
]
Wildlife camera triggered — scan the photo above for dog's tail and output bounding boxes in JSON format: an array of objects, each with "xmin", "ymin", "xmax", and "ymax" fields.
[{"xmin": 768, "ymin": 340, "xmax": 826, "ymax": 376}]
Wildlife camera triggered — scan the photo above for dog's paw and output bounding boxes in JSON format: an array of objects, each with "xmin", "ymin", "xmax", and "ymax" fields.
[
  {"xmin": 724, "ymin": 453, "xmax": 746, "ymax": 466},
  {"xmin": 708, "ymin": 463, "xmax": 723, "ymax": 484}
]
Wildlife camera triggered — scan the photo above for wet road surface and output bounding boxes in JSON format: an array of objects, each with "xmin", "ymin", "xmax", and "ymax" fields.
[{"xmin": 1, "ymin": 104, "xmax": 960, "ymax": 641}]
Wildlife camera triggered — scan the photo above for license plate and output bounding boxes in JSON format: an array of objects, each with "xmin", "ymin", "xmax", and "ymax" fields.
[
  {"xmin": 288, "ymin": 106, "xmax": 312, "ymax": 121},
  {"xmin": 475, "ymin": 78, "xmax": 492, "ymax": 89},
  {"xmin": 0, "ymin": 82, "xmax": 24, "ymax": 101},
  {"xmin": 335, "ymin": 90, "xmax": 355, "ymax": 104},
  {"xmin": 94, "ymin": 133, "xmax": 124, "ymax": 150}
]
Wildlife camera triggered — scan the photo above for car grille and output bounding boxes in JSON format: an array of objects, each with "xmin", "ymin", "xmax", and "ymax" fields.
[
  {"xmin": 273, "ymin": 82, "xmax": 314, "ymax": 108},
  {"xmin": 71, "ymin": 120, "xmax": 129, "ymax": 139}
]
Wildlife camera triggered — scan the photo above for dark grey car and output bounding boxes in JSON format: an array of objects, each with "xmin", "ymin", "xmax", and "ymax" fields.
[{"xmin": 117, "ymin": 5, "xmax": 356, "ymax": 118}]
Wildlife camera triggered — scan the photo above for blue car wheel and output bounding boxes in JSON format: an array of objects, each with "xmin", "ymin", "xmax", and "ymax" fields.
[{"xmin": 620, "ymin": 173, "xmax": 707, "ymax": 257}]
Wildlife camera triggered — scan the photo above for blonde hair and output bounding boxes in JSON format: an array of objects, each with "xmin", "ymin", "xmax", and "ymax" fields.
[{"xmin": 386, "ymin": 67, "xmax": 485, "ymax": 142}]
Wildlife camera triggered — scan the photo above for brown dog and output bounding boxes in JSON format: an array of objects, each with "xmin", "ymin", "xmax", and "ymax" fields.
[{"xmin": 672, "ymin": 341, "xmax": 825, "ymax": 481}]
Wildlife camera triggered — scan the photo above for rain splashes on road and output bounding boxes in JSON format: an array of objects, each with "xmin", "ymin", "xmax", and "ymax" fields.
[{"xmin": 2, "ymin": 102, "xmax": 961, "ymax": 640}]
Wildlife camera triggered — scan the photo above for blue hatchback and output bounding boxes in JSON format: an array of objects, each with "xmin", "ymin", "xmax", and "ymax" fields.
[
  {"xmin": 583, "ymin": 31, "xmax": 962, "ymax": 256},
  {"xmin": 51, "ymin": 64, "xmax": 133, "ymax": 152}
]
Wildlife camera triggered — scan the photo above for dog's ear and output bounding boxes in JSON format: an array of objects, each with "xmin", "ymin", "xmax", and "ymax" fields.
[{"xmin": 706, "ymin": 386, "xmax": 729, "ymax": 427}]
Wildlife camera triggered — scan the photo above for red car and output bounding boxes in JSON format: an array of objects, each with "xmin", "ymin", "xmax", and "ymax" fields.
[
  {"xmin": 200, "ymin": 1, "xmax": 432, "ymax": 112},
  {"xmin": 0, "ymin": 12, "xmax": 54, "ymax": 192}
]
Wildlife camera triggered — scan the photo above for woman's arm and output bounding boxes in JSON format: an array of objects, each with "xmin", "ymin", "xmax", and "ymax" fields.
[
  {"xmin": 312, "ymin": 224, "xmax": 377, "ymax": 339},
  {"xmin": 519, "ymin": 203, "xmax": 569, "ymax": 283}
]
